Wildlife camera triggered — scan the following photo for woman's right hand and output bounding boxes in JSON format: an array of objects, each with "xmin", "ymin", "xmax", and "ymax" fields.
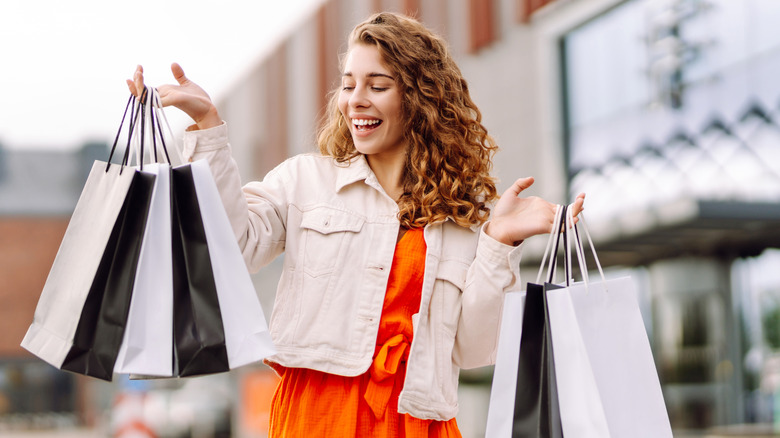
[{"xmin": 126, "ymin": 63, "xmax": 222, "ymax": 130}]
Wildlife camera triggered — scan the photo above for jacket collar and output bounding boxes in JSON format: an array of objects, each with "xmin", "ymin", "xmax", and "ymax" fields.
[
  {"xmin": 334, "ymin": 154, "xmax": 482, "ymax": 232},
  {"xmin": 334, "ymin": 154, "xmax": 376, "ymax": 193}
]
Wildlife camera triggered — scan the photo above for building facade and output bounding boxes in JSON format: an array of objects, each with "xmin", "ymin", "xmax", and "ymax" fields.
[
  {"xmin": 0, "ymin": 143, "xmax": 108, "ymax": 431},
  {"xmin": 216, "ymin": 0, "xmax": 780, "ymax": 434}
]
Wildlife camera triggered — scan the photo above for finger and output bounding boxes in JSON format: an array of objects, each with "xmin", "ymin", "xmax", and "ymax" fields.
[
  {"xmin": 133, "ymin": 65, "xmax": 145, "ymax": 98},
  {"xmin": 507, "ymin": 177, "xmax": 534, "ymax": 197},
  {"xmin": 126, "ymin": 79, "xmax": 136, "ymax": 96},
  {"xmin": 171, "ymin": 62, "xmax": 188, "ymax": 85},
  {"xmin": 571, "ymin": 193, "xmax": 586, "ymax": 216}
]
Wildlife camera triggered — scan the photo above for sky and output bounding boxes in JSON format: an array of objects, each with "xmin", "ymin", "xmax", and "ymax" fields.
[{"xmin": 0, "ymin": 0, "xmax": 324, "ymax": 150}]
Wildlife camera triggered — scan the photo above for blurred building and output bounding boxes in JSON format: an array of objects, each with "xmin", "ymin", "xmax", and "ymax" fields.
[
  {"xmin": 0, "ymin": 142, "xmax": 108, "ymax": 431},
  {"xmin": 216, "ymin": 0, "xmax": 780, "ymax": 435}
]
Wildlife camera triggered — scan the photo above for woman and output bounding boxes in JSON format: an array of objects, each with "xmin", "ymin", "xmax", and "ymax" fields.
[{"xmin": 129, "ymin": 12, "xmax": 584, "ymax": 438}]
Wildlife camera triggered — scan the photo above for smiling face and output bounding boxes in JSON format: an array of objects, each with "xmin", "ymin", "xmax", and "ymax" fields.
[{"xmin": 338, "ymin": 43, "xmax": 407, "ymax": 160}]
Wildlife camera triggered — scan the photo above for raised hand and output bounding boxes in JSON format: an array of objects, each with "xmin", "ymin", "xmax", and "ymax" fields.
[
  {"xmin": 485, "ymin": 177, "xmax": 585, "ymax": 246},
  {"xmin": 126, "ymin": 63, "xmax": 222, "ymax": 130}
]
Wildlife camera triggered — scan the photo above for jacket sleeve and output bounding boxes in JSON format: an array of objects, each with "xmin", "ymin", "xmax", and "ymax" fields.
[
  {"xmin": 452, "ymin": 224, "xmax": 522, "ymax": 369},
  {"xmin": 183, "ymin": 123, "xmax": 288, "ymax": 273}
]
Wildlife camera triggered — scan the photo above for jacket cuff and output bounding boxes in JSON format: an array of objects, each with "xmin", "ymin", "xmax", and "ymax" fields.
[
  {"xmin": 478, "ymin": 222, "xmax": 523, "ymax": 277},
  {"xmin": 182, "ymin": 121, "xmax": 228, "ymax": 161}
]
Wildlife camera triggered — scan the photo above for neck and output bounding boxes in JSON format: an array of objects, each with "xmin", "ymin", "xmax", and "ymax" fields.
[{"xmin": 366, "ymin": 151, "xmax": 406, "ymax": 201}]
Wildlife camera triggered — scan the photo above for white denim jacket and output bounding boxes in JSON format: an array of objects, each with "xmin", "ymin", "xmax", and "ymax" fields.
[{"xmin": 182, "ymin": 123, "xmax": 523, "ymax": 421}]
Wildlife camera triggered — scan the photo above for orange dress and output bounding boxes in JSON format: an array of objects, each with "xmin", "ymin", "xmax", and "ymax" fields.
[{"xmin": 268, "ymin": 228, "xmax": 462, "ymax": 437}]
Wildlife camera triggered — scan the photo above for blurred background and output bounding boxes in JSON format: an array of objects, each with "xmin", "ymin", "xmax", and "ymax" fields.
[{"xmin": 3, "ymin": 0, "xmax": 780, "ymax": 436}]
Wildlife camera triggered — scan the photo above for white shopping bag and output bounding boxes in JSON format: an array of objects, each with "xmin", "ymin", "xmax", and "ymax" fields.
[
  {"xmin": 546, "ymin": 208, "xmax": 672, "ymax": 438},
  {"xmin": 21, "ymin": 161, "xmax": 142, "ymax": 373},
  {"xmin": 549, "ymin": 277, "xmax": 672, "ymax": 438},
  {"xmin": 114, "ymin": 162, "xmax": 174, "ymax": 376},
  {"xmin": 189, "ymin": 159, "xmax": 276, "ymax": 368},
  {"xmin": 545, "ymin": 280, "xmax": 614, "ymax": 437},
  {"xmin": 485, "ymin": 290, "xmax": 526, "ymax": 438}
]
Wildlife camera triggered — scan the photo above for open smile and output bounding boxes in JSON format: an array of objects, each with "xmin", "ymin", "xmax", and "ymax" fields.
[{"xmin": 352, "ymin": 118, "xmax": 383, "ymax": 132}]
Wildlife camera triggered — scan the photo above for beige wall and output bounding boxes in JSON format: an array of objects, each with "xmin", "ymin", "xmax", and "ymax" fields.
[{"xmin": 214, "ymin": 0, "xmax": 615, "ymax": 199}]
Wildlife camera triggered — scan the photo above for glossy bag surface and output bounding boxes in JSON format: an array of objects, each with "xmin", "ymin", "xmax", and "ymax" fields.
[
  {"xmin": 511, "ymin": 281, "xmax": 564, "ymax": 438},
  {"xmin": 171, "ymin": 163, "xmax": 231, "ymax": 377}
]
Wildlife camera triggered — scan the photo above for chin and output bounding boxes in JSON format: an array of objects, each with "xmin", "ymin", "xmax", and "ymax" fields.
[{"xmin": 353, "ymin": 143, "xmax": 378, "ymax": 155}]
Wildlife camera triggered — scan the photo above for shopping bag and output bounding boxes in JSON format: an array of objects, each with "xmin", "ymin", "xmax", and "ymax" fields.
[
  {"xmin": 170, "ymin": 161, "xmax": 230, "ymax": 376},
  {"xmin": 511, "ymin": 205, "xmax": 568, "ymax": 438},
  {"xmin": 113, "ymin": 88, "xmax": 177, "ymax": 377},
  {"xmin": 544, "ymin": 282, "xmax": 610, "ymax": 437},
  {"xmin": 511, "ymin": 281, "xmax": 564, "ymax": 438},
  {"xmin": 113, "ymin": 162, "xmax": 174, "ymax": 377},
  {"xmin": 545, "ymin": 209, "xmax": 672, "ymax": 437},
  {"xmin": 485, "ymin": 290, "xmax": 525, "ymax": 437},
  {"xmin": 486, "ymin": 205, "xmax": 567, "ymax": 438},
  {"xmin": 170, "ymin": 160, "xmax": 275, "ymax": 377},
  {"xmin": 548, "ymin": 278, "xmax": 671, "ymax": 436},
  {"xmin": 21, "ymin": 95, "xmax": 156, "ymax": 381},
  {"xmin": 188, "ymin": 159, "xmax": 275, "ymax": 369}
]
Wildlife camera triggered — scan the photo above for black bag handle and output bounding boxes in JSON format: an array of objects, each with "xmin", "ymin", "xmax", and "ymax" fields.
[
  {"xmin": 148, "ymin": 88, "xmax": 172, "ymax": 165},
  {"xmin": 106, "ymin": 86, "xmax": 147, "ymax": 173},
  {"xmin": 547, "ymin": 204, "xmax": 568, "ymax": 285},
  {"xmin": 105, "ymin": 93, "xmax": 136, "ymax": 172},
  {"xmin": 106, "ymin": 86, "xmax": 174, "ymax": 173}
]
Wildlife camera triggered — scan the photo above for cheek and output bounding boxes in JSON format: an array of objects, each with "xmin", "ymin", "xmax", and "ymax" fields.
[
  {"xmin": 387, "ymin": 95, "xmax": 404, "ymax": 125},
  {"xmin": 337, "ymin": 93, "xmax": 349, "ymax": 119}
]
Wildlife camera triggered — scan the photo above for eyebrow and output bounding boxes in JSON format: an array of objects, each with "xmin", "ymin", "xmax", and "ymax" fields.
[{"xmin": 342, "ymin": 72, "xmax": 395, "ymax": 80}]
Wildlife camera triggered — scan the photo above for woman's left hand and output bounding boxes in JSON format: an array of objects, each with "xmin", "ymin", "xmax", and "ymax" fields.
[{"xmin": 485, "ymin": 177, "xmax": 585, "ymax": 246}]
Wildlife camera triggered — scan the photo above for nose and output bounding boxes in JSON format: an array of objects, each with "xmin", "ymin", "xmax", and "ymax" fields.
[{"xmin": 349, "ymin": 84, "xmax": 370, "ymax": 109}]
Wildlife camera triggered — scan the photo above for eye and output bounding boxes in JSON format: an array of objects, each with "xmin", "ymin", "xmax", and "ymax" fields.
[
  {"xmin": 371, "ymin": 87, "xmax": 388, "ymax": 92},
  {"xmin": 342, "ymin": 86, "xmax": 354, "ymax": 91}
]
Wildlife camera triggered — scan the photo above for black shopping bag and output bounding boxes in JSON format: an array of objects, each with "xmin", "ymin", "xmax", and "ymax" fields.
[
  {"xmin": 59, "ymin": 169, "xmax": 155, "ymax": 380},
  {"xmin": 512, "ymin": 280, "xmax": 564, "ymax": 438},
  {"xmin": 512, "ymin": 204, "xmax": 568, "ymax": 438},
  {"xmin": 170, "ymin": 164, "xmax": 230, "ymax": 377}
]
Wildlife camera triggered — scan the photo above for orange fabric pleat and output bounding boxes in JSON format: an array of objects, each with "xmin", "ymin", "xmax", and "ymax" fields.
[{"xmin": 268, "ymin": 228, "xmax": 462, "ymax": 437}]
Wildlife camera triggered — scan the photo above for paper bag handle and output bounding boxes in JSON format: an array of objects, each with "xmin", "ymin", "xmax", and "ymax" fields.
[
  {"xmin": 534, "ymin": 202, "xmax": 605, "ymax": 288},
  {"xmin": 535, "ymin": 204, "xmax": 569, "ymax": 285},
  {"xmin": 105, "ymin": 87, "xmax": 176, "ymax": 173}
]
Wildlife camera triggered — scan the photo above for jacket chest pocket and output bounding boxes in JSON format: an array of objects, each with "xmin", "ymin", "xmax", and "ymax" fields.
[{"xmin": 299, "ymin": 207, "xmax": 364, "ymax": 277}]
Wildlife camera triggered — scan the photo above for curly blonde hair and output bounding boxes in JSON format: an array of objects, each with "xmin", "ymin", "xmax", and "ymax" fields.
[{"xmin": 317, "ymin": 12, "xmax": 498, "ymax": 229}]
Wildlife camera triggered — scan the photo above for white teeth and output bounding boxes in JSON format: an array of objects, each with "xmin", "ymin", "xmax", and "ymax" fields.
[{"xmin": 352, "ymin": 119, "xmax": 381, "ymax": 126}]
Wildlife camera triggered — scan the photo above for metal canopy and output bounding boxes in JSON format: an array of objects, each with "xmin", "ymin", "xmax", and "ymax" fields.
[{"xmin": 522, "ymin": 199, "xmax": 780, "ymax": 268}]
